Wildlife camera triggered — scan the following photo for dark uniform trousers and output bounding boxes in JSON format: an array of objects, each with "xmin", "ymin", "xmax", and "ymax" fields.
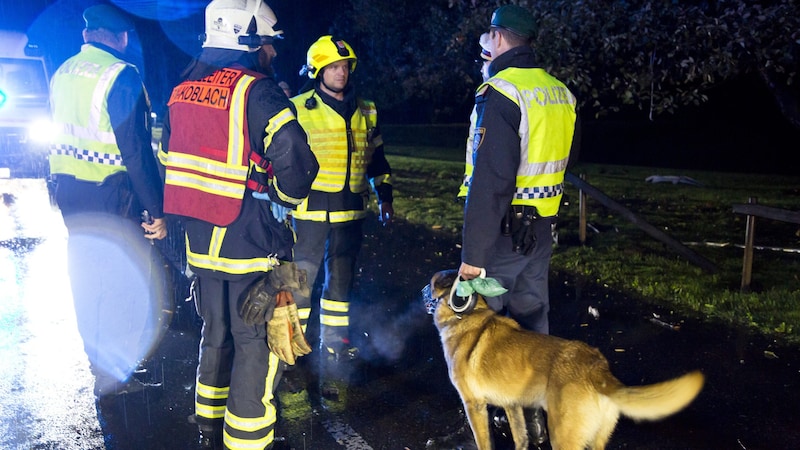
[
  {"xmin": 194, "ymin": 274, "xmax": 284, "ymax": 447},
  {"xmin": 484, "ymin": 217, "xmax": 555, "ymax": 334},
  {"xmin": 291, "ymin": 218, "xmax": 364, "ymax": 348}
]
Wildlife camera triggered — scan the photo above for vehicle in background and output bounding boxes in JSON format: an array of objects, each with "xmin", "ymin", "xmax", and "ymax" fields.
[{"xmin": 0, "ymin": 30, "xmax": 54, "ymax": 178}]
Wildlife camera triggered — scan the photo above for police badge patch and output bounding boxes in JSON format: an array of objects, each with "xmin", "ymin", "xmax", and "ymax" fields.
[{"xmin": 473, "ymin": 127, "xmax": 485, "ymax": 153}]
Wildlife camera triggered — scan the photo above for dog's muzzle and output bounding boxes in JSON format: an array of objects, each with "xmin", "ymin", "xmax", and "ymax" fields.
[
  {"xmin": 421, "ymin": 283, "xmax": 440, "ymax": 315},
  {"xmin": 421, "ymin": 278, "xmax": 477, "ymax": 316}
]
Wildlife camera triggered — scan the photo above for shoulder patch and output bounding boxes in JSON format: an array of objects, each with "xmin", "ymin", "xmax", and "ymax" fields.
[{"xmin": 472, "ymin": 127, "xmax": 485, "ymax": 153}]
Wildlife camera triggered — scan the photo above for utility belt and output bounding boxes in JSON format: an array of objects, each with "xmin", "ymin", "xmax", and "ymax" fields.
[{"xmin": 500, "ymin": 205, "xmax": 542, "ymax": 256}]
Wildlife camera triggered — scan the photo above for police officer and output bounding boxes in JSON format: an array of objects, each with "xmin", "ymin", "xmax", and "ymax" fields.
[
  {"xmin": 49, "ymin": 4, "xmax": 167, "ymax": 399},
  {"xmin": 159, "ymin": 1, "xmax": 318, "ymax": 448},
  {"xmin": 290, "ymin": 36, "xmax": 394, "ymax": 363},
  {"xmin": 458, "ymin": 5, "xmax": 579, "ymax": 445}
]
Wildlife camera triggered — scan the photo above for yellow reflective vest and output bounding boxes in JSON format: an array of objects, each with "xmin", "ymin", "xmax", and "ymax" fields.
[
  {"xmin": 472, "ymin": 68, "xmax": 576, "ymax": 217},
  {"xmin": 290, "ymin": 93, "xmax": 379, "ymax": 223},
  {"xmin": 49, "ymin": 44, "xmax": 141, "ymax": 182}
]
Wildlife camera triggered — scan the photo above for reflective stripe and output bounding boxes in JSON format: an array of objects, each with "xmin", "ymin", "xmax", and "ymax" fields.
[
  {"xmin": 195, "ymin": 380, "xmax": 229, "ymax": 420},
  {"xmin": 59, "ymin": 122, "xmax": 116, "ymax": 145},
  {"xmin": 329, "ymin": 210, "xmax": 366, "ymax": 223},
  {"xmin": 296, "ymin": 307, "xmax": 311, "ymax": 321},
  {"xmin": 515, "ymin": 183, "xmax": 564, "ymax": 199},
  {"xmin": 321, "ymin": 298, "xmax": 349, "ymax": 313},
  {"xmin": 186, "ymin": 228, "xmax": 281, "ymax": 275},
  {"xmin": 88, "ymin": 62, "xmax": 126, "ymax": 143},
  {"xmin": 186, "ymin": 248, "xmax": 280, "ymax": 275},
  {"xmin": 228, "ymin": 75, "xmax": 254, "ymax": 165},
  {"xmin": 196, "ymin": 403, "xmax": 226, "ymax": 419},
  {"xmin": 320, "ymin": 315, "xmax": 349, "ymax": 327},
  {"xmin": 263, "ymin": 107, "xmax": 294, "ymax": 150},
  {"xmin": 196, "ymin": 381, "xmax": 230, "ymax": 399},
  {"xmin": 518, "ymin": 157, "xmax": 569, "ymax": 177},
  {"xmin": 225, "ymin": 411, "xmax": 274, "ymax": 432},
  {"xmin": 51, "ymin": 145, "xmax": 124, "ymax": 166}
]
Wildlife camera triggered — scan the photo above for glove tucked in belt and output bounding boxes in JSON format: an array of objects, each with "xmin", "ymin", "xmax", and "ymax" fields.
[{"xmin": 240, "ymin": 262, "xmax": 312, "ymax": 364}]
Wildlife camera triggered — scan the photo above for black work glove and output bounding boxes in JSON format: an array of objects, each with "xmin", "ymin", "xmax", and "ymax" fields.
[{"xmin": 240, "ymin": 262, "xmax": 310, "ymax": 326}]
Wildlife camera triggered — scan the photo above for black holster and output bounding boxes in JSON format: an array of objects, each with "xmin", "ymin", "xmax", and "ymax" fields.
[{"xmin": 500, "ymin": 205, "xmax": 540, "ymax": 256}]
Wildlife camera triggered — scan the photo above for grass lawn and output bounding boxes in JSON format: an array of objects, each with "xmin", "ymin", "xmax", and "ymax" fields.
[{"xmin": 381, "ymin": 124, "xmax": 800, "ymax": 346}]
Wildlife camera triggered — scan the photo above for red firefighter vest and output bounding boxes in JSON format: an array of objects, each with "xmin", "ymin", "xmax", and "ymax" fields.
[{"xmin": 163, "ymin": 66, "xmax": 270, "ymax": 226}]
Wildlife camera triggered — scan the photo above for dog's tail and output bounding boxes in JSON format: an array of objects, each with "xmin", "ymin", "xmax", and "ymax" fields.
[{"xmin": 609, "ymin": 371, "xmax": 704, "ymax": 421}]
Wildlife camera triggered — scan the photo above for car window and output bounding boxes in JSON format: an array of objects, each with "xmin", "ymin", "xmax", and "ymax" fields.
[{"xmin": 0, "ymin": 57, "xmax": 48, "ymax": 101}]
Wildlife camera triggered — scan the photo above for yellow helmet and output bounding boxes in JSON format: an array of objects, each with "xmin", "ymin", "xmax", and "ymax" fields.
[{"xmin": 299, "ymin": 35, "xmax": 357, "ymax": 79}]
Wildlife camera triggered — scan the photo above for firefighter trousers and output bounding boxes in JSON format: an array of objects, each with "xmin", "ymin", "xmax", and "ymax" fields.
[
  {"xmin": 194, "ymin": 274, "xmax": 284, "ymax": 450},
  {"xmin": 292, "ymin": 219, "xmax": 364, "ymax": 350}
]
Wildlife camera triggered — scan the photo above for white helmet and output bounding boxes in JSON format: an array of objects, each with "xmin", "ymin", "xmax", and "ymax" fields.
[{"xmin": 203, "ymin": 0, "xmax": 283, "ymax": 52}]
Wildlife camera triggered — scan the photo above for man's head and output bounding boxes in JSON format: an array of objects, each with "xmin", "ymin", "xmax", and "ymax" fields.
[
  {"xmin": 488, "ymin": 5, "xmax": 535, "ymax": 58},
  {"xmin": 82, "ymin": 4, "xmax": 135, "ymax": 53},
  {"xmin": 301, "ymin": 36, "xmax": 357, "ymax": 98}
]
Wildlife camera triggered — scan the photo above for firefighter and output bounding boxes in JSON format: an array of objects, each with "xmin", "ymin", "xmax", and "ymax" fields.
[
  {"xmin": 49, "ymin": 4, "xmax": 167, "ymax": 399},
  {"xmin": 290, "ymin": 36, "xmax": 394, "ymax": 366},
  {"xmin": 159, "ymin": 0, "xmax": 318, "ymax": 448}
]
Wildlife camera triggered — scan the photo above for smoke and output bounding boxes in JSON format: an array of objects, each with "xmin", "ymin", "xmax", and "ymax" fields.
[{"xmin": 358, "ymin": 289, "xmax": 432, "ymax": 363}]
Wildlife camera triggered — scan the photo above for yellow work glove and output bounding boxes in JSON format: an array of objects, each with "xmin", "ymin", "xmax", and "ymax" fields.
[
  {"xmin": 287, "ymin": 302, "xmax": 312, "ymax": 357},
  {"xmin": 267, "ymin": 291, "xmax": 311, "ymax": 365}
]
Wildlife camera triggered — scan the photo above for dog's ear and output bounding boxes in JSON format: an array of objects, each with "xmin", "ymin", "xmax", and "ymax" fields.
[{"xmin": 432, "ymin": 270, "xmax": 459, "ymax": 296}]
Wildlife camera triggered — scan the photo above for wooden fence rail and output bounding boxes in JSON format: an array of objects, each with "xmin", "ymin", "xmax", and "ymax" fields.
[
  {"xmin": 565, "ymin": 172, "xmax": 718, "ymax": 274},
  {"xmin": 732, "ymin": 198, "xmax": 800, "ymax": 291}
]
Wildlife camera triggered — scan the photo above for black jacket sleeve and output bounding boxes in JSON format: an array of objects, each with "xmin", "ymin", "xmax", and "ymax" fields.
[
  {"xmin": 107, "ymin": 66, "xmax": 164, "ymax": 218},
  {"xmin": 247, "ymin": 78, "xmax": 319, "ymax": 208},
  {"xmin": 461, "ymin": 85, "xmax": 521, "ymax": 268}
]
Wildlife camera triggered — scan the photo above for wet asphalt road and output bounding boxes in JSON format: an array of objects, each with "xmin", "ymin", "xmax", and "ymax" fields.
[{"xmin": 1, "ymin": 178, "xmax": 799, "ymax": 450}]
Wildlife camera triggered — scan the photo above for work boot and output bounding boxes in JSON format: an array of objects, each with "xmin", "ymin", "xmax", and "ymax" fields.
[
  {"xmin": 189, "ymin": 414, "xmax": 223, "ymax": 450},
  {"xmin": 526, "ymin": 407, "xmax": 549, "ymax": 446},
  {"xmin": 489, "ymin": 406, "xmax": 514, "ymax": 445}
]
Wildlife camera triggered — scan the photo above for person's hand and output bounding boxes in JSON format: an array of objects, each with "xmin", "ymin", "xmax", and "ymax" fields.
[
  {"xmin": 378, "ymin": 202, "xmax": 394, "ymax": 227},
  {"xmin": 252, "ymin": 191, "xmax": 291, "ymax": 223},
  {"xmin": 458, "ymin": 262, "xmax": 484, "ymax": 281},
  {"xmin": 142, "ymin": 217, "xmax": 167, "ymax": 240}
]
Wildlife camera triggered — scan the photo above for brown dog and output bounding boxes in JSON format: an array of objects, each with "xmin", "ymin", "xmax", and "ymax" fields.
[{"xmin": 424, "ymin": 269, "xmax": 704, "ymax": 450}]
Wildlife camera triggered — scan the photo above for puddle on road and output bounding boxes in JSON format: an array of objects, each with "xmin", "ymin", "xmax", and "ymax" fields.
[{"xmin": 0, "ymin": 178, "xmax": 105, "ymax": 449}]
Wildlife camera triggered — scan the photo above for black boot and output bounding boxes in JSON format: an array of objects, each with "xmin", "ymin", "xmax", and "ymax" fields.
[
  {"xmin": 526, "ymin": 407, "xmax": 548, "ymax": 446},
  {"xmin": 189, "ymin": 414, "xmax": 223, "ymax": 450}
]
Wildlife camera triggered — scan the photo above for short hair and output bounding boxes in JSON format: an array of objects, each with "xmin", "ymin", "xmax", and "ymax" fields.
[{"xmin": 491, "ymin": 26, "xmax": 530, "ymax": 48}]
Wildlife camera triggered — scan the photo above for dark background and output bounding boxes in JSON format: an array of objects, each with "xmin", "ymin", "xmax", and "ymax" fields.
[{"xmin": 2, "ymin": 0, "xmax": 799, "ymax": 175}]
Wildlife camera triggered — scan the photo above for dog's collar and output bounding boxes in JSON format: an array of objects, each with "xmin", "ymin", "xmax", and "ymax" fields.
[{"xmin": 447, "ymin": 276, "xmax": 477, "ymax": 315}]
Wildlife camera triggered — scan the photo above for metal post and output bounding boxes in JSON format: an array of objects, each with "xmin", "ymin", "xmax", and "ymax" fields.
[
  {"xmin": 579, "ymin": 173, "xmax": 587, "ymax": 245},
  {"xmin": 740, "ymin": 197, "xmax": 757, "ymax": 292}
]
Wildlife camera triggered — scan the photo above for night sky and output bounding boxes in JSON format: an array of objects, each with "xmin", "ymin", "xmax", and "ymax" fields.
[{"xmin": 1, "ymin": 0, "xmax": 344, "ymax": 111}]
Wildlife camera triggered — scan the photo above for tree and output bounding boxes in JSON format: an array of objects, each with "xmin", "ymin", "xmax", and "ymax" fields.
[{"xmin": 335, "ymin": 0, "xmax": 799, "ymax": 126}]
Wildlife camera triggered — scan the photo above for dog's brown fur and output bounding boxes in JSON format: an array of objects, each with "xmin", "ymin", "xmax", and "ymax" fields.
[{"xmin": 429, "ymin": 269, "xmax": 704, "ymax": 450}]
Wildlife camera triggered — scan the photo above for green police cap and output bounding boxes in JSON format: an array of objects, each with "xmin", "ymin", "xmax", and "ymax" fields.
[
  {"xmin": 83, "ymin": 4, "xmax": 135, "ymax": 32},
  {"xmin": 490, "ymin": 5, "xmax": 535, "ymax": 38}
]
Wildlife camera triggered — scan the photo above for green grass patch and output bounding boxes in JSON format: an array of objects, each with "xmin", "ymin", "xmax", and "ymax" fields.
[{"xmin": 382, "ymin": 129, "xmax": 800, "ymax": 345}]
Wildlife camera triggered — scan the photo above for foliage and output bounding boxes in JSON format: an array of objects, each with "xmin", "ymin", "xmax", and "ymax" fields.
[
  {"xmin": 335, "ymin": 0, "xmax": 799, "ymax": 125},
  {"xmin": 381, "ymin": 124, "xmax": 800, "ymax": 345}
]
